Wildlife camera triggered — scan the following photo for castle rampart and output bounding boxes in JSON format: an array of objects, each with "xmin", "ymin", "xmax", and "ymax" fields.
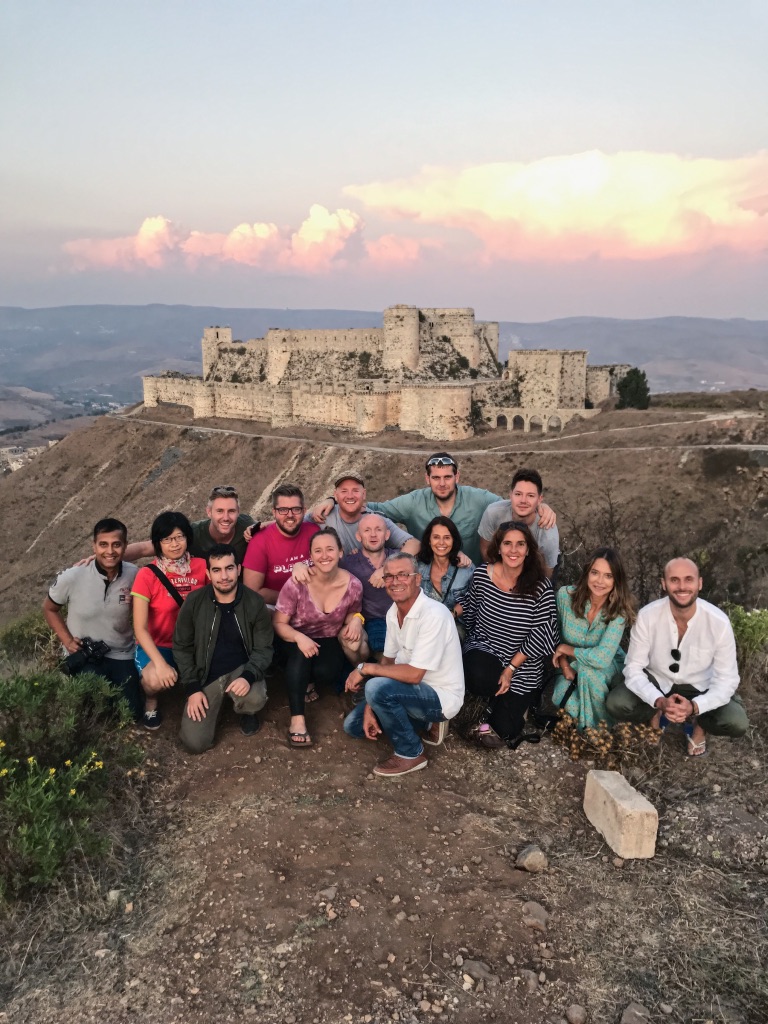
[{"xmin": 142, "ymin": 306, "xmax": 630, "ymax": 441}]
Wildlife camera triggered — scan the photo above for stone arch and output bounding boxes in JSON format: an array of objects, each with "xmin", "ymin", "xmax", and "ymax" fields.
[
  {"xmin": 512, "ymin": 415, "xmax": 525, "ymax": 431},
  {"xmin": 496, "ymin": 414, "xmax": 508, "ymax": 430},
  {"xmin": 547, "ymin": 415, "xmax": 562, "ymax": 432},
  {"xmin": 529, "ymin": 415, "xmax": 544, "ymax": 433}
]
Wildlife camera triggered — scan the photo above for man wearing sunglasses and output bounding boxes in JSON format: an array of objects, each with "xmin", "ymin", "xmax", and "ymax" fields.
[
  {"xmin": 342, "ymin": 553, "xmax": 464, "ymax": 777},
  {"xmin": 123, "ymin": 485, "xmax": 258, "ymax": 565},
  {"xmin": 606, "ymin": 558, "xmax": 748, "ymax": 757},
  {"xmin": 365, "ymin": 453, "xmax": 554, "ymax": 566}
]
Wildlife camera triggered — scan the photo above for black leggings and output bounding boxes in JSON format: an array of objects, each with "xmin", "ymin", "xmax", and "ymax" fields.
[
  {"xmin": 275, "ymin": 636, "xmax": 349, "ymax": 715},
  {"xmin": 463, "ymin": 648, "xmax": 533, "ymax": 740}
]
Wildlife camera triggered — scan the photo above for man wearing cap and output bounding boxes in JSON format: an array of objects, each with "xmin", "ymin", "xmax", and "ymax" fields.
[{"xmin": 309, "ymin": 473, "xmax": 420, "ymax": 557}]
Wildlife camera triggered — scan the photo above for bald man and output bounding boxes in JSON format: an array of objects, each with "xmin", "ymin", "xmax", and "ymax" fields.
[{"xmin": 606, "ymin": 558, "xmax": 748, "ymax": 757}]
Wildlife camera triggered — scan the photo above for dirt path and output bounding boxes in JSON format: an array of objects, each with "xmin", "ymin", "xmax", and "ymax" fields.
[{"xmin": 6, "ymin": 681, "xmax": 766, "ymax": 1024}]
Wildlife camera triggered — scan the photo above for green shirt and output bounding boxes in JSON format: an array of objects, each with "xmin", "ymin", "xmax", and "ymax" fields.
[
  {"xmin": 368, "ymin": 485, "xmax": 502, "ymax": 565},
  {"xmin": 190, "ymin": 513, "xmax": 255, "ymax": 564}
]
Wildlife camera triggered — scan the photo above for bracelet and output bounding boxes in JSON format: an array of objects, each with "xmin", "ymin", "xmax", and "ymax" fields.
[
  {"xmin": 353, "ymin": 612, "xmax": 365, "ymax": 624},
  {"xmin": 506, "ymin": 664, "xmax": 516, "ymax": 673}
]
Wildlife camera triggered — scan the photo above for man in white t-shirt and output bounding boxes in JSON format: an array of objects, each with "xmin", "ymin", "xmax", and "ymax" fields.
[{"xmin": 343, "ymin": 553, "xmax": 465, "ymax": 778}]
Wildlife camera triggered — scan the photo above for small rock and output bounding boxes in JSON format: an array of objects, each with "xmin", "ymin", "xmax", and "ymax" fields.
[
  {"xmin": 387, "ymin": 953, "xmax": 396, "ymax": 963},
  {"xmin": 522, "ymin": 900, "xmax": 550, "ymax": 932},
  {"xmin": 462, "ymin": 960, "xmax": 499, "ymax": 986},
  {"xmin": 520, "ymin": 969, "xmax": 538, "ymax": 992},
  {"xmin": 455, "ymin": 955, "xmax": 463, "ymax": 966},
  {"xmin": 327, "ymin": 909, "xmax": 338, "ymax": 921},
  {"xmin": 613, "ymin": 858, "xmax": 625, "ymax": 869},
  {"xmin": 659, "ymin": 1005, "xmax": 673, "ymax": 1016},
  {"xmin": 254, "ymin": 756, "xmax": 262, "ymax": 764},
  {"xmin": 538, "ymin": 970, "xmax": 546, "ymax": 983},
  {"xmin": 350, "ymin": 898, "xmax": 360, "ymax": 908},
  {"xmin": 516, "ymin": 844, "xmax": 548, "ymax": 873},
  {"xmin": 124, "ymin": 901, "xmax": 133, "ymax": 914},
  {"xmin": 505, "ymin": 954, "xmax": 516, "ymax": 966},
  {"xmin": 274, "ymin": 943, "xmax": 291, "ymax": 955},
  {"xmin": 620, "ymin": 1003, "xmax": 651, "ymax": 1024},
  {"xmin": 419, "ymin": 1000, "xmax": 432, "ymax": 1011},
  {"xmin": 106, "ymin": 889, "xmax": 122, "ymax": 905},
  {"xmin": 565, "ymin": 1005, "xmax": 587, "ymax": 1024},
  {"xmin": 318, "ymin": 886, "xmax": 337, "ymax": 901},
  {"xmin": 93, "ymin": 949, "xmax": 109, "ymax": 959},
  {"xmin": 391, "ymin": 894, "xmax": 401, "ymax": 904}
]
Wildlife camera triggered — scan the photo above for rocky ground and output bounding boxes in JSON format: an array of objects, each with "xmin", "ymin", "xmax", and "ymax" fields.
[{"xmin": 3, "ymin": 670, "xmax": 766, "ymax": 1024}]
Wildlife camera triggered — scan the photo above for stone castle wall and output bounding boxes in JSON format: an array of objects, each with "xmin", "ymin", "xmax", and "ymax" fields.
[{"xmin": 143, "ymin": 306, "xmax": 631, "ymax": 440}]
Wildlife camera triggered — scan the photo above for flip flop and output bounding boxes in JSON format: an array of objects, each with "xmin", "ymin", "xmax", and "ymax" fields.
[
  {"xmin": 289, "ymin": 730, "xmax": 313, "ymax": 748},
  {"xmin": 686, "ymin": 727, "xmax": 707, "ymax": 757},
  {"xmin": 305, "ymin": 685, "xmax": 320, "ymax": 703}
]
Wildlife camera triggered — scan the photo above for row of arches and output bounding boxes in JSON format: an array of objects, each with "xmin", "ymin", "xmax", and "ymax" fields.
[{"xmin": 495, "ymin": 413, "xmax": 562, "ymax": 433}]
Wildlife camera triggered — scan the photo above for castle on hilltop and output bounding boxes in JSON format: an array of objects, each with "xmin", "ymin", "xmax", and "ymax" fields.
[{"xmin": 142, "ymin": 305, "xmax": 630, "ymax": 441}]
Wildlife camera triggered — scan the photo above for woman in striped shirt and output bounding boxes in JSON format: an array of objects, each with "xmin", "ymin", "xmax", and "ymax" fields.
[{"xmin": 463, "ymin": 521, "xmax": 559, "ymax": 748}]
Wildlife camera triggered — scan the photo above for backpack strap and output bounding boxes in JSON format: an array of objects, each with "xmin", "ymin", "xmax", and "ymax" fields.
[{"xmin": 146, "ymin": 563, "xmax": 183, "ymax": 607}]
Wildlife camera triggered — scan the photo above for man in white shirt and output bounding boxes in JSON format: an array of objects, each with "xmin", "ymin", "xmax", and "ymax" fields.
[
  {"xmin": 343, "ymin": 553, "xmax": 465, "ymax": 777},
  {"xmin": 606, "ymin": 558, "xmax": 748, "ymax": 757}
]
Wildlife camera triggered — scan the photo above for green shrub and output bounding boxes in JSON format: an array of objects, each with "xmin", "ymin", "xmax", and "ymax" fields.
[
  {"xmin": 724, "ymin": 603, "xmax": 768, "ymax": 671},
  {"xmin": 0, "ymin": 669, "xmax": 143, "ymax": 899},
  {"xmin": 0, "ymin": 612, "xmax": 60, "ymax": 668}
]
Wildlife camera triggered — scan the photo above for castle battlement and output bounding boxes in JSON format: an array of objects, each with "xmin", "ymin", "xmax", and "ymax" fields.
[{"xmin": 143, "ymin": 305, "xmax": 628, "ymax": 441}]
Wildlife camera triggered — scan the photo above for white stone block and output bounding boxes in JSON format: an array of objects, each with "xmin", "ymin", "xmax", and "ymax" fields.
[{"xmin": 583, "ymin": 770, "xmax": 658, "ymax": 859}]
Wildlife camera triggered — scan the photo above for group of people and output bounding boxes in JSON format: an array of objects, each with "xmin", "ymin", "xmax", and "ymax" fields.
[{"xmin": 43, "ymin": 453, "xmax": 748, "ymax": 777}]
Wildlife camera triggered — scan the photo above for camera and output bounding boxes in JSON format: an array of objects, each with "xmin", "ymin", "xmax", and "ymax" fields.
[{"xmin": 61, "ymin": 636, "xmax": 111, "ymax": 676}]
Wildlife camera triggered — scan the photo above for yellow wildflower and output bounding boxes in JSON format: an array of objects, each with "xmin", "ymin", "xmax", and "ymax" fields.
[
  {"xmin": 49, "ymin": 767, "xmax": 56, "ymax": 776},
  {"xmin": 91, "ymin": 751, "xmax": 98, "ymax": 758},
  {"xmin": 27, "ymin": 756, "xmax": 35, "ymax": 764},
  {"xmin": 0, "ymin": 768, "xmax": 8, "ymax": 777},
  {"xmin": 65, "ymin": 759, "xmax": 72, "ymax": 767},
  {"xmin": 0, "ymin": 740, "xmax": 5, "ymax": 748},
  {"xmin": 95, "ymin": 761, "xmax": 104, "ymax": 769},
  {"xmin": 69, "ymin": 788, "xmax": 77, "ymax": 796}
]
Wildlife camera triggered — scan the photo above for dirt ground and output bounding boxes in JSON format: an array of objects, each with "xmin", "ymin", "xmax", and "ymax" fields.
[{"xmin": 3, "ymin": 667, "xmax": 766, "ymax": 1024}]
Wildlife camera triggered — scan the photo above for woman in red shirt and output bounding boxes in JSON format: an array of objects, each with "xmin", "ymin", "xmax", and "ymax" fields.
[{"xmin": 131, "ymin": 511, "xmax": 207, "ymax": 730}]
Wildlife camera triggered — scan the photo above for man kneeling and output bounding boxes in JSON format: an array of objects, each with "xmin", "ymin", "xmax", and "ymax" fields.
[
  {"xmin": 174, "ymin": 544, "xmax": 273, "ymax": 754},
  {"xmin": 343, "ymin": 554, "xmax": 464, "ymax": 777},
  {"xmin": 606, "ymin": 557, "xmax": 748, "ymax": 757}
]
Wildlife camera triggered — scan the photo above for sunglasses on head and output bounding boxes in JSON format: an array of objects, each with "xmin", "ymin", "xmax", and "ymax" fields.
[
  {"xmin": 210, "ymin": 485, "xmax": 238, "ymax": 498},
  {"xmin": 426, "ymin": 456, "xmax": 457, "ymax": 468}
]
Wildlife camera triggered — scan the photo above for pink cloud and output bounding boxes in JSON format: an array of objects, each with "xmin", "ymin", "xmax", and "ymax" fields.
[
  {"xmin": 345, "ymin": 150, "xmax": 768, "ymax": 261},
  {"xmin": 65, "ymin": 206, "xmax": 364, "ymax": 275}
]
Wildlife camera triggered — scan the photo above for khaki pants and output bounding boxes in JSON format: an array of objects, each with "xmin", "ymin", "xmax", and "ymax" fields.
[
  {"xmin": 606, "ymin": 680, "xmax": 748, "ymax": 737},
  {"xmin": 180, "ymin": 665, "xmax": 267, "ymax": 755}
]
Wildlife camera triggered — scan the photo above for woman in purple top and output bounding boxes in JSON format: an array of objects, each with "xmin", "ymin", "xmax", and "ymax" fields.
[{"xmin": 274, "ymin": 528, "xmax": 363, "ymax": 748}]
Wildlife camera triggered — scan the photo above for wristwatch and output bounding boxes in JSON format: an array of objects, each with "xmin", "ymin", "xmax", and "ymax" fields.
[{"xmin": 356, "ymin": 662, "xmax": 366, "ymax": 676}]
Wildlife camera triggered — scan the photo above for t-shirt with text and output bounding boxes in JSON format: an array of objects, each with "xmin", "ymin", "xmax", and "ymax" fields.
[
  {"xmin": 131, "ymin": 558, "xmax": 208, "ymax": 648},
  {"xmin": 242, "ymin": 521, "xmax": 319, "ymax": 594}
]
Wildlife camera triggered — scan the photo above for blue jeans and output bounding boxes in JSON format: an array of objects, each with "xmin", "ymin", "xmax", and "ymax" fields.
[
  {"xmin": 343, "ymin": 676, "xmax": 445, "ymax": 759},
  {"xmin": 366, "ymin": 618, "xmax": 387, "ymax": 653}
]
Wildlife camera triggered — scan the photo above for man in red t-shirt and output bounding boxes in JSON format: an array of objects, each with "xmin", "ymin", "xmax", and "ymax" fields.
[{"xmin": 242, "ymin": 485, "xmax": 319, "ymax": 605}]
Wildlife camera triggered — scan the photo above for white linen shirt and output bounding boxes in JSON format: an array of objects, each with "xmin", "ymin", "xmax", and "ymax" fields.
[
  {"xmin": 384, "ymin": 590, "xmax": 465, "ymax": 719},
  {"xmin": 623, "ymin": 597, "xmax": 740, "ymax": 715}
]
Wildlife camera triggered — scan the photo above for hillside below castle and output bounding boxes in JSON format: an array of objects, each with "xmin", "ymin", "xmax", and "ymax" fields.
[{"xmin": 143, "ymin": 305, "xmax": 630, "ymax": 441}]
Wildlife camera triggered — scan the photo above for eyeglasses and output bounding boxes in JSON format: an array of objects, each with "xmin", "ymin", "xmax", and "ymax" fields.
[
  {"xmin": 426, "ymin": 456, "xmax": 457, "ymax": 468},
  {"xmin": 382, "ymin": 571, "xmax": 419, "ymax": 583},
  {"xmin": 669, "ymin": 648, "xmax": 681, "ymax": 673},
  {"xmin": 210, "ymin": 485, "xmax": 238, "ymax": 499},
  {"xmin": 274, "ymin": 505, "xmax": 304, "ymax": 516}
]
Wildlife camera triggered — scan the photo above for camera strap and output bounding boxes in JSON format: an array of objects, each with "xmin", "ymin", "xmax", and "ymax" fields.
[{"xmin": 147, "ymin": 564, "xmax": 184, "ymax": 607}]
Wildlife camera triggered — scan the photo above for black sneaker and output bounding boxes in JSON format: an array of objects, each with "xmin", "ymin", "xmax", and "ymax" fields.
[
  {"xmin": 240, "ymin": 713, "xmax": 261, "ymax": 736},
  {"xmin": 143, "ymin": 708, "xmax": 162, "ymax": 731}
]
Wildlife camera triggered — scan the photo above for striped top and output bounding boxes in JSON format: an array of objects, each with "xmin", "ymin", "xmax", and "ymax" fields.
[{"xmin": 463, "ymin": 563, "xmax": 559, "ymax": 694}]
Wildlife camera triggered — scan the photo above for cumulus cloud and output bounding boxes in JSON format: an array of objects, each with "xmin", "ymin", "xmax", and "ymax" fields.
[
  {"xmin": 64, "ymin": 205, "xmax": 364, "ymax": 274},
  {"xmin": 345, "ymin": 150, "xmax": 768, "ymax": 260}
]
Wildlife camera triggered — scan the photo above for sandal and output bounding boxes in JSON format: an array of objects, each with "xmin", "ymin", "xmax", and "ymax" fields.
[
  {"xmin": 469, "ymin": 723, "xmax": 505, "ymax": 750},
  {"xmin": 686, "ymin": 732, "xmax": 707, "ymax": 757},
  {"xmin": 289, "ymin": 730, "xmax": 313, "ymax": 748},
  {"xmin": 305, "ymin": 684, "xmax": 320, "ymax": 703}
]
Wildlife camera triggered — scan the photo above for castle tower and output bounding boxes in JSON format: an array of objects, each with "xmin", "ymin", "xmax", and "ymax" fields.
[
  {"xmin": 382, "ymin": 305, "xmax": 420, "ymax": 371},
  {"xmin": 202, "ymin": 326, "xmax": 232, "ymax": 380}
]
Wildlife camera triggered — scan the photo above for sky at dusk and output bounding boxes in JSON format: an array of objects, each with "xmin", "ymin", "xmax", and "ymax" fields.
[{"xmin": 2, "ymin": 0, "xmax": 768, "ymax": 320}]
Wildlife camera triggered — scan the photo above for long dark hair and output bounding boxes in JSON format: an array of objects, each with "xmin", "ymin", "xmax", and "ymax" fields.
[
  {"xmin": 417, "ymin": 516, "xmax": 462, "ymax": 567},
  {"xmin": 570, "ymin": 546, "xmax": 636, "ymax": 625},
  {"xmin": 486, "ymin": 520, "xmax": 546, "ymax": 598}
]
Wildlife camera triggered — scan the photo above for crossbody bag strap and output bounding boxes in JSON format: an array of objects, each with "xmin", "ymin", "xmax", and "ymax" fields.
[
  {"xmin": 147, "ymin": 563, "xmax": 184, "ymax": 607},
  {"xmin": 440, "ymin": 566, "xmax": 459, "ymax": 605}
]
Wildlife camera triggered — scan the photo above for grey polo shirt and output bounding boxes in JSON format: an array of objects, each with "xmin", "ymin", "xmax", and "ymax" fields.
[
  {"xmin": 477, "ymin": 501, "xmax": 560, "ymax": 569},
  {"xmin": 48, "ymin": 560, "xmax": 138, "ymax": 660}
]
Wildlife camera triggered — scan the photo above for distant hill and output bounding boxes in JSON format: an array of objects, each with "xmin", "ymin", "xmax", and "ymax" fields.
[{"xmin": 1, "ymin": 306, "xmax": 766, "ymax": 415}]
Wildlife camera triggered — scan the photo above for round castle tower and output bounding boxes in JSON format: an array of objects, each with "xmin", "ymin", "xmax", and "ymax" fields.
[{"xmin": 382, "ymin": 305, "xmax": 420, "ymax": 371}]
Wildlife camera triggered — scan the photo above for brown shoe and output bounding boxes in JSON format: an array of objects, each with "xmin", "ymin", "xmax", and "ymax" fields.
[
  {"xmin": 422, "ymin": 720, "xmax": 448, "ymax": 746},
  {"xmin": 373, "ymin": 753, "xmax": 428, "ymax": 778}
]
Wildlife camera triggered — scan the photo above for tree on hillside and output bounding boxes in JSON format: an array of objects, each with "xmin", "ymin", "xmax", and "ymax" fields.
[{"xmin": 616, "ymin": 367, "xmax": 650, "ymax": 410}]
